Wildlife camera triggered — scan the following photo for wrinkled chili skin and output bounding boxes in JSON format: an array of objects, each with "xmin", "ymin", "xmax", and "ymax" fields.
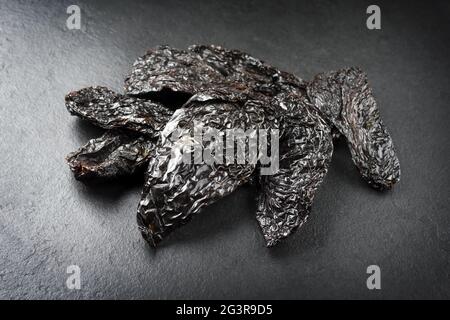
[
  {"xmin": 124, "ymin": 45, "xmax": 306, "ymax": 101},
  {"xmin": 137, "ymin": 93, "xmax": 279, "ymax": 246},
  {"xmin": 66, "ymin": 130, "xmax": 155, "ymax": 181},
  {"xmin": 65, "ymin": 86, "xmax": 172, "ymax": 182},
  {"xmin": 125, "ymin": 45, "xmax": 313, "ymax": 246},
  {"xmin": 307, "ymin": 67, "xmax": 400, "ymax": 190},
  {"xmin": 65, "ymin": 45, "xmax": 401, "ymax": 248},
  {"xmin": 256, "ymin": 94, "xmax": 334, "ymax": 247},
  {"xmin": 66, "ymin": 86, "xmax": 172, "ymax": 137}
]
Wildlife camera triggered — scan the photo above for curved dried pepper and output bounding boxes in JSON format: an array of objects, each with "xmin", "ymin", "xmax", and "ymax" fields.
[
  {"xmin": 124, "ymin": 45, "xmax": 305, "ymax": 101},
  {"xmin": 137, "ymin": 94, "xmax": 276, "ymax": 246},
  {"xmin": 256, "ymin": 94, "xmax": 333, "ymax": 246},
  {"xmin": 307, "ymin": 67, "xmax": 400, "ymax": 189},
  {"xmin": 66, "ymin": 130, "xmax": 155, "ymax": 181},
  {"xmin": 66, "ymin": 86, "xmax": 172, "ymax": 137}
]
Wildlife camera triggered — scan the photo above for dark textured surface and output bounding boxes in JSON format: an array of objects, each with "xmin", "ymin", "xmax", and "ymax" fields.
[
  {"xmin": 0, "ymin": 0, "xmax": 449, "ymax": 299},
  {"xmin": 307, "ymin": 67, "xmax": 401, "ymax": 190}
]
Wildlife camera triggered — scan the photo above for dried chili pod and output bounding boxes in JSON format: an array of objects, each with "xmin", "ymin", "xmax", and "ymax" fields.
[
  {"xmin": 66, "ymin": 130, "xmax": 155, "ymax": 181},
  {"xmin": 307, "ymin": 67, "xmax": 400, "ymax": 189},
  {"xmin": 124, "ymin": 46, "xmax": 225, "ymax": 96},
  {"xmin": 124, "ymin": 45, "xmax": 305, "ymax": 101},
  {"xmin": 256, "ymin": 94, "xmax": 334, "ymax": 246},
  {"xmin": 66, "ymin": 86, "xmax": 172, "ymax": 137},
  {"xmin": 137, "ymin": 94, "xmax": 275, "ymax": 246}
]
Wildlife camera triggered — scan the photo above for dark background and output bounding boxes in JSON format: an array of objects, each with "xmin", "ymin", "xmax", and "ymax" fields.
[{"xmin": 0, "ymin": 0, "xmax": 449, "ymax": 299}]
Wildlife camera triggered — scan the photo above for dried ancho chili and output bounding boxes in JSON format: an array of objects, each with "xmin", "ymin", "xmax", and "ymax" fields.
[{"xmin": 65, "ymin": 45, "xmax": 400, "ymax": 248}]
